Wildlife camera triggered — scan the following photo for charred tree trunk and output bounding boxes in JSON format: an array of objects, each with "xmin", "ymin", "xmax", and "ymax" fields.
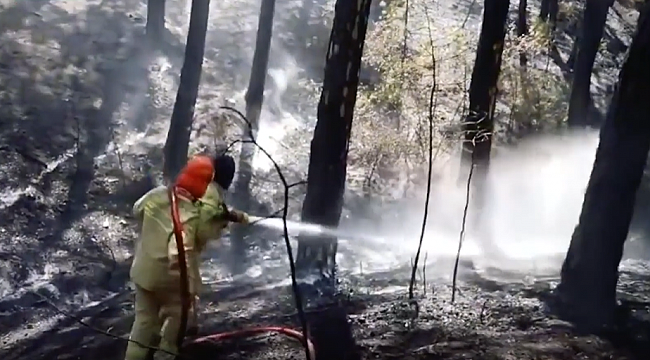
[
  {"xmin": 146, "ymin": 0, "xmax": 166, "ymax": 44},
  {"xmin": 297, "ymin": 0, "xmax": 373, "ymax": 278},
  {"xmin": 162, "ymin": 0, "xmax": 210, "ymax": 180},
  {"xmin": 540, "ymin": 0, "xmax": 550, "ymax": 20},
  {"xmin": 540, "ymin": 0, "xmax": 559, "ymax": 27},
  {"xmin": 230, "ymin": 0, "xmax": 276, "ymax": 272},
  {"xmin": 296, "ymin": 3, "xmax": 373, "ymax": 358},
  {"xmin": 555, "ymin": 2, "xmax": 650, "ymax": 330},
  {"xmin": 517, "ymin": 0, "xmax": 528, "ymax": 67},
  {"xmin": 297, "ymin": 5, "xmax": 372, "ymax": 359},
  {"xmin": 460, "ymin": 0, "xmax": 509, "ymax": 258},
  {"xmin": 567, "ymin": 0, "xmax": 614, "ymax": 128},
  {"xmin": 461, "ymin": 0, "xmax": 509, "ymax": 171}
]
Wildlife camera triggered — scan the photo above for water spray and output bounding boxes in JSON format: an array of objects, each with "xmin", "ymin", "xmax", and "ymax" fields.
[{"xmin": 248, "ymin": 216, "xmax": 389, "ymax": 247}]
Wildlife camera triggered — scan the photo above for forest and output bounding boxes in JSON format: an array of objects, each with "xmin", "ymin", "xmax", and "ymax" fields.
[{"xmin": 0, "ymin": 0, "xmax": 650, "ymax": 359}]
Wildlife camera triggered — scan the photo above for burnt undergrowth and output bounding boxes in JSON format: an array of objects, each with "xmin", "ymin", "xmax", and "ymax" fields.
[
  {"xmin": 0, "ymin": 1, "xmax": 159, "ymax": 339},
  {"xmin": 5, "ymin": 265, "xmax": 649, "ymax": 360}
]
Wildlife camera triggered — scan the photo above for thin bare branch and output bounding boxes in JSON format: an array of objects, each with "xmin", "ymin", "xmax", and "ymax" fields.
[
  {"xmin": 451, "ymin": 160, "xmax": 474, "ymax": 303},
  {"xmin": 408, "ymin": 5, "xmax": 438, "ymax": 301},
  {"xmin": 219, "ymin": 105, "xmax": 311, "ymax": 360}
]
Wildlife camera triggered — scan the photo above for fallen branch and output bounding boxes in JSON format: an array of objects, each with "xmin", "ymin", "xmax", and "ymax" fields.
[
  {"xmin": 408, "ymin": 5, "xmax": 438, "ymax": 301},
  {"xmin": 219, "ymin": 105, "xmax": 311, "ymax": 360}
]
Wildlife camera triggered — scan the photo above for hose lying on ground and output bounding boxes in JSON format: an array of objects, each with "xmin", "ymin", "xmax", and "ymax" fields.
[
  {"xmin": 169, "ymin": 186, "xmax": 315, "ymax": 359},
  {"xmin": 187, "ymin": 326, "xmax": 316, "ymax": 359}
]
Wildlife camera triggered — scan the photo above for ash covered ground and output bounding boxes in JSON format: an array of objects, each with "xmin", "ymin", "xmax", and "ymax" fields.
[{"xmin": 1, "ymin": 0, "xmax": 650, "ymax": 359}]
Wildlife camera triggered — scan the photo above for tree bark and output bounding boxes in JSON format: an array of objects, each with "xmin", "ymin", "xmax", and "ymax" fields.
[
  {"xmin": 566, "ymin": 0, "xmax": 614, "ymax": 128},
  {"xmin": 146, "ymin": 0, "xmax": 166, "ymax": 44},
  {"xmin": 230, "ymin": 0, "xmax": 277, "ymax": 272},
  {"xmin": 297, "ymin": 0, "xmax": 373, "ymax": 279},
  {"xmin": 517, "ymin": 0, "xmax": 528, "ymax": 67},
  {"xmin": 163, "ymin": 0, "xmax": 210, "ymax": 180},
  {"xmin": 555, "ymin": 2, "xmax": 650, "ymax": 331}
]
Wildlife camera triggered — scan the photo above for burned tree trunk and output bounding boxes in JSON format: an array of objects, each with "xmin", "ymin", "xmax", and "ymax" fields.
[
  {"xmin": 146, "ymin": 0, "xmax": 166, "ymax": 44},
  {"xmin": 297, "ymin": 5, "xmax": 372, "ymax": 360},
  {"xmin": 461, "ymin": 0, "xmax": 509, "ymax": 171},
  {"xmin": 238, "ymin": 0, "xmax": 276, "ymax": 196},
  {"xmin": 567, "ymin": 0, "xmax": 614, "ymax": 128},
  {"xmin": 297, "ymin": 0, "xmax": 373, "ymax": 277},
  {"xmin": 297, "ymin": 3, "xmax": 372, "ymax": 357},
  {"xmin": 230, "ymin": 0, "xmax": 277, "ymax": 271},
  {"xmin": 517, "ymin": 0, "xmax": 528, "ymax": 67},
  {"xmin": 163, "ymin": 0, "xmax": 210, "ymax": 180},
  {"xmin": 555, "ymin": 2, "xmax": 650, "ymax": 330},
  {"xmin": 460, "ymin": 0, "xmax": 509, "ymax": 258},
  {"xmin": 540, "ymin": 0, "xmax": 559, "ymax": 29}
]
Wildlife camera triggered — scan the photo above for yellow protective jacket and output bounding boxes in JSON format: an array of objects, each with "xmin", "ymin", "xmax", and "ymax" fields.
[{"xmin": 130, "ymin": 183, "xmax": 229, "ymax": 295}]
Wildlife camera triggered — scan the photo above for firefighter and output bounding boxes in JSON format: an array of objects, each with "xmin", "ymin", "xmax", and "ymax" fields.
[{"xmin": 124, "ymin": 154, "xmax": 249, "ymax": 360}]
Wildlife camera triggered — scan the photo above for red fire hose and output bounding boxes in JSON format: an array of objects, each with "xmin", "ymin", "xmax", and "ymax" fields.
[
  {"xmin": 168, "ymin": 186, "xmax": 315, "ymax": 359},
  {"xmin": 168, "ymin": 187, "xmax": 192, "ymax": 349},
  {"xmin": 188, "ymin": 327, "xmax": 315, "ymax": 358}
]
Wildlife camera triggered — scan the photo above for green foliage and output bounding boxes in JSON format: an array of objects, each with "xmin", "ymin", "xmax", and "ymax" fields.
[
  {"xmin": 361, "ymin": 4, "xmax": 418, "ymax": 111},
  {"xmin": 531, "ymin": 17, "xmax": 554, "ymax": 48},
  {"xmin": 349, "ymin": 2, "xmax": 473, "ymax": 195},
  {"xmin": 498, "ymin": 25, "xmax": 570, "ymax": 139}
]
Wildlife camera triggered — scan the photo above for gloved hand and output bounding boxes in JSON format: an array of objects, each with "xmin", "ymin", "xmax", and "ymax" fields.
[{"xmin": 228, "ymin": 209, "xmax": 250, "ymax": 225}]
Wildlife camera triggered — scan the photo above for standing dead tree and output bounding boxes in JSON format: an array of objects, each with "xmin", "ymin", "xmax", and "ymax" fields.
[
  {"xmin": 163, "ymin": 0, "xmax": 210, "ymax": 180},
  {"xmin": 555, "ymin": 1, "xmax": 650, "ymax": 331}
]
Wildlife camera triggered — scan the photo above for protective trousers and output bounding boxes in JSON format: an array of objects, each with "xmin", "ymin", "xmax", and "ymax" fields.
[{"xmin": 124, "ymin": 285, "xmax": 194, "ymax": 360}]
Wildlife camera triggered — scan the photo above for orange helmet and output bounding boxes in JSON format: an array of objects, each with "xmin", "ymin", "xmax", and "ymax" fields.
[{"xmin": 175, "ymin": 155, "xmax": 215, "ymax": 199}]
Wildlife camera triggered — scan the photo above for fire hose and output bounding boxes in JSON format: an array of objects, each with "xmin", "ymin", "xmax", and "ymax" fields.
[{"xmin": 168, "ymin": 186, "xmax": 316, "ymax": 359}]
